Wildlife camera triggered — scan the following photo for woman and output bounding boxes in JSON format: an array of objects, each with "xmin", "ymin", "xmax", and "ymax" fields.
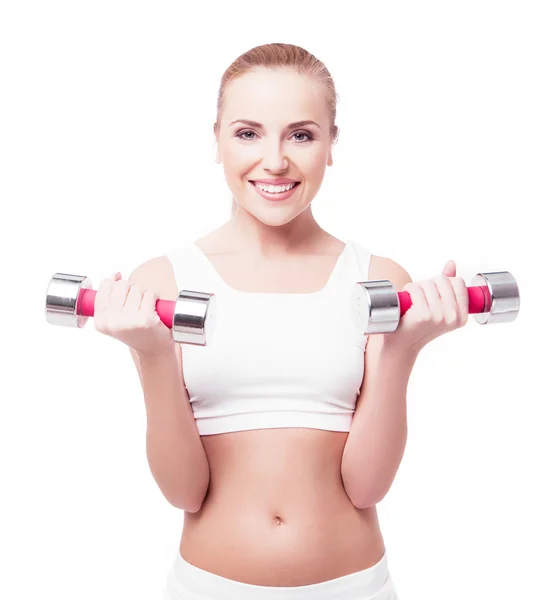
[{"xmin": 94, "ymin": 43, "xmax": 469, "ymax": 599}]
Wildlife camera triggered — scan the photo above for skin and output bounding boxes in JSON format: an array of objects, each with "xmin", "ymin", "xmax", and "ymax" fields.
[
  {"xmin": 176, "ymin": 67, "xmax": 388, "ymax": 585},
  {"xmin": 111, "ymin": 65, "xmax": 468, "ymax": 588},
  {"xmin": 213, "ymin": 67, "xmax": 335, "ymax": 257}
]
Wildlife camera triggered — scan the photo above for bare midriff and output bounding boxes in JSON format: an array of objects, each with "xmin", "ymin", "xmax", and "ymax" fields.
[{"xmin": 179, "ymin": 427, "xmax": 385, "ymax": 586}]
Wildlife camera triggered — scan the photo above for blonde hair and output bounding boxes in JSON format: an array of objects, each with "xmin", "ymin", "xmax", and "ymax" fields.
[{"xmin": 214, "ymin": 43, "xmax": 340, "ymax": 216}]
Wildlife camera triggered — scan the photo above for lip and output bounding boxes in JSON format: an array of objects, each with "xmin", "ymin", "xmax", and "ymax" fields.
[
  {"xmin": 249, "ymin": 180, "xmax": 300, "ymax": 202},
  {"xmin": 249, "ymin": 178, "xmax": 300, "ymax": 185}
]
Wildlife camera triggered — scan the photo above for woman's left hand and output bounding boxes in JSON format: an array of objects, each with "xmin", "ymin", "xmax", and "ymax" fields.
[{"xmin": 383, "ymin": 260, "xmax": 469, "ymax": 355}]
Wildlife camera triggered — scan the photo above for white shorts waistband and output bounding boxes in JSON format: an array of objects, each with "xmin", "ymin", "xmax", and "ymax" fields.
[{"xmin": 164, "ymin": 551, "xmax": 397, "ymax": 600}]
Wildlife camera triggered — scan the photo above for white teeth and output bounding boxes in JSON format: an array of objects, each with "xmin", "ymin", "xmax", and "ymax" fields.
[{"xmin": 254, "ymin": 182, "xmax": 296, "ymax": 193}]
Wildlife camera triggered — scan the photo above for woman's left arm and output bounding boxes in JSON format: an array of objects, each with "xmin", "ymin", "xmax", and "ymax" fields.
[
  {"xmin": 341, "ymin": 256, "xmax": 415, "ymax": 509},
  {"xmin": 341, "ymin": 256, "xmax": 468, "ymax": 509}
]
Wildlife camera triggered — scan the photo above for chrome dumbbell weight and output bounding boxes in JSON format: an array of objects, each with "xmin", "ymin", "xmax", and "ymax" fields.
[
  {"xmin": 351, "ymin": 271, "xmax": 520, "ymax": 335},
  {"xmin": 45, "ymin": 273, "xmax": 217, "ymax": 346}
]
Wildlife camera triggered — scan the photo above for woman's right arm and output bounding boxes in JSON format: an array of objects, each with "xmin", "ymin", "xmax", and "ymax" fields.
[{"xmin": 127, "ymin": 256, "xmax": 210, "ymax": 513}]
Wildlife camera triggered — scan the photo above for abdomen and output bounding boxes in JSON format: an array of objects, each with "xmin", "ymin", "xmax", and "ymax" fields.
[{"xmin": 179, "ymin": 428, "xmax": 386, "ymax": 586}]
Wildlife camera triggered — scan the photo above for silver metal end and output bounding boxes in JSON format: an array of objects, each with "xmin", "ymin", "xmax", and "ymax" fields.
[
  {"xmin": 45, "ymin": 273, "xmax": 92, "ymax": 328},
  {"xmin": 352, "ymin": 280, "xmax": 401, "ymax": 335},
  {"xmin": 470, "ymin": 271, "xmax": 520, "ymax": 325},
  {"xmin": 173, "ymin": 290, "xmax": 216, "ymax": 346}
]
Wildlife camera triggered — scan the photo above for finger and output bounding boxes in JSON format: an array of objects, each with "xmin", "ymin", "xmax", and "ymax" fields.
[
  {"xmin": 421, "ymin": 279, "xmax": 443, "ymax": 323},
  {"xmin": 108, "ymin": 279, "xmax": 131, "ymax": 312},
  {"xmin": 95, "ymin": 273, "xmax": 118, "ymax": 317},
  {"xmin": 123, "ymin": 284, "xmax": 143, "ymax": 315},
  {"xmin": 434, "ymin": 274, "xmax": 458, "ymax": 325},
  {"xmin": 140, "ymin": 289, "xmax": 160, "ymax": 322},
  {"xmin": 402, "ymin": 282, "xmax": 429, "ymax": 317},
  {"xmin": 450, "ymin": 276, "xmax": 469, "ymax": 326},
  {"xmin": 442, "ymin": 260, "xmax": 456, "ymax": 277}
]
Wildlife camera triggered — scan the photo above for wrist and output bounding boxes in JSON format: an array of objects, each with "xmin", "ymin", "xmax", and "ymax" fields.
[
  {"xmin": 380, "ymin": 336, "xmax": 421, "ymax": 362},
  {"xmin": 137, "ymin": 345, "xmax": 177, "ymax": 365}
]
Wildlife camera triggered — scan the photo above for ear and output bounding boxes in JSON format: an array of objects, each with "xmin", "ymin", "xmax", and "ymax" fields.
[
  {"xmin": 327, "ymin": 127, "xmax": 339, "ymax": 167},
  {"xmin": 213, "ymin": 122, "xmax": 222, "ymax": 164}
]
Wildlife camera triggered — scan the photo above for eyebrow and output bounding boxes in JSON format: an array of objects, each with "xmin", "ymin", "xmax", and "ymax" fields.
[{"xmin": 229, "ymin": 119, "xmax": 321, "ymax": 129}]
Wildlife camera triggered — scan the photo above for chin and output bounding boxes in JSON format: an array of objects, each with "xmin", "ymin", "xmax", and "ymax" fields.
[{"xmin": 252, "ymin": 204, "xmax": 311, "ymax": 227}]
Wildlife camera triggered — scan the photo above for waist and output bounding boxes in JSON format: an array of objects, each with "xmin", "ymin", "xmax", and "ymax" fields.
[
  {"xmin": 180, "ymin": 476, "xmax": 385, "ymax": 586},
  {"xmin": 179, "ymin": 428, "xmax": 385, "ymax": 585},
  {"xmin": 180, "ymin": 504, "xmax": 385, "ymax": 587}
]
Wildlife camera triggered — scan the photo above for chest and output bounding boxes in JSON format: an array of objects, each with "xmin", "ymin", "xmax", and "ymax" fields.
[{"xmin": 203, "ymin": 253, "xmax": 342, "ymax": 294}]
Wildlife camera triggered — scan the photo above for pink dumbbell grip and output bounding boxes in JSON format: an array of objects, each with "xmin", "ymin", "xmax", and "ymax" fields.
[
  {"xmin": 76, "ymin": 289, "xmax": 175, "ymax": 329},
  {"xmin": 77, "ymin": 284, "xmax": 491, "ymax": 325},
  {"xmin": 398, "ymin": 285, "xmax": 491, "ymax": 317}
]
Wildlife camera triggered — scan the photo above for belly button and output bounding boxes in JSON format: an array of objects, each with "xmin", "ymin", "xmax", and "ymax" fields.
[{"xmin": 274, "ymin": 516, "xmax": 284, "ymax": 526}]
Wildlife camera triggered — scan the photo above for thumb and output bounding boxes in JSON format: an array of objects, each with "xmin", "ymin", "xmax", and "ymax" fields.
[{"xmin": 442, "ymin": 260, "xmax": 456, "ymax": 277}]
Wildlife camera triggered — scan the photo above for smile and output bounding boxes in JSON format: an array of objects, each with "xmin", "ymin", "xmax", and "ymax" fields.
[{"xmin": 249, "ymin": 180, "xmax": 301, "ymax": 201}]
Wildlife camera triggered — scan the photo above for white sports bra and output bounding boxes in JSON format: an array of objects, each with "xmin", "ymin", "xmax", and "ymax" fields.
[{"xmin": 165, "ymin": 239, "xmax": 372, "ymax": 435}]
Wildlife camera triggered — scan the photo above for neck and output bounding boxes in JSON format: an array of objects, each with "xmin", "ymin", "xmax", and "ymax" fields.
[{"xmin": 224, "ymin": 204, "xmax": 324, "ymax": 258}]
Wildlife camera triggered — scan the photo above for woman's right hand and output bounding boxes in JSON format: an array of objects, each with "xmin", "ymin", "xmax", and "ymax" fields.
[{"xmin": 93, "ymin": 272, "xmax": 176, "ymax": 357}]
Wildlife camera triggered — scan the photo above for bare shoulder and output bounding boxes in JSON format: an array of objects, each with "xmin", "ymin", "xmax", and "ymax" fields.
[
  {"xmin": 127, "ymin": 254, "xmax": 179, "ymax": 299},
  {"xmin": 368, "ymin": 254, "xmax": 412, "ymax": 290}
]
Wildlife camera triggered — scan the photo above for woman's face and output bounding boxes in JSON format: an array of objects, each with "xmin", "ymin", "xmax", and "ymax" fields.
[{"xmin": 216, "ymin": 68, "xmax": 334, "ymax": 225}]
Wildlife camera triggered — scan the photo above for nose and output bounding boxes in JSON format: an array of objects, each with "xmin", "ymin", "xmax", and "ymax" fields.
[{"xmin": 262, "ymin": 137, "xmax": 289, "ymax": 173}]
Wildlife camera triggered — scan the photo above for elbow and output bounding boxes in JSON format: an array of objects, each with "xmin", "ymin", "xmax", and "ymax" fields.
[
  {"xmin": 185, "ymin": 482, "xmax": 209, "ymax": 513},
  {"xmin": 168, "ymin": 482, "xmax": 208, "ymax": 513},
  {"xmin": 188, "ymin": 475, "xmax": 211, "ymax": 513},
  {"xmin": 350, "ymin": 487, "xmax": 389, "ymax": 510},
  {"xmin": 163, "ymin": 465, "xmax": 211, "ymax": 513},
  {"xmin": 167, "ymin": 493, "xmax": 202, "ymax": 513},
  {"xmin": 344, "ymin": 473, "xmax": 391, "ymax": 509}
]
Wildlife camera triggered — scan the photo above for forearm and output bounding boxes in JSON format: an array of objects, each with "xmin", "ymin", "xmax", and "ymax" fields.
[
  {"xmin": 341, "ymin": 344, "xmax": 418, "ymax": 508},
  {"xmin": 138, "ymin": 349, "xmax": 210, "ymax": 512}
]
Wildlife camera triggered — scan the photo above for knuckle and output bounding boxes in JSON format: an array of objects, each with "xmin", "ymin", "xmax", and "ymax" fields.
[
  {"xmin": 132, "ymin": 315, "xmax": 151, "ymax": 329},
  {"xmin": 98, "ymin": 277, "xmax": 112, "ymax": 289},
  {"xmin": 445, "ymin": 312, "xmax": 458, "ymax": 326},
  {"xmin": 121, "ymin": 318, "xmax": 140, "ymax": 331},
  {"xmin": 417, "ymin": 311, "xmax": 431, "ymax": 324},
  {"xmin": 115, "ymin": 279, "xmax": 130, "ymax": 290},
  {"xmin": 138, "ymin": 318, "xmax": 152, "ymax": 330},
  {"xmin": 105, "ymin": 317, "xmax": 120, "ymax": 332},
  {"xmin": 455, "ymin": 278, "xmax": 467, "ymax": 292},
  {"xmin": 93, "ymin": 318, "xmax": 106, "ymax": 333},
  {"xmin": 432, "ymin": 313, "xmax": 444, "ymax": 325}
]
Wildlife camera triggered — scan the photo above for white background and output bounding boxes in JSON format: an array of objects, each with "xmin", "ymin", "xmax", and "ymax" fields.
[{"xmin": 1, "ymin": 1, "xmax": 555, "ymax": 598}]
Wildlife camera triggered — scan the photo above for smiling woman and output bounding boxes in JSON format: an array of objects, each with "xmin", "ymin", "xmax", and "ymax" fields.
[
  {"xmin": 124, "ymin": 43, "xmax": 407, "ymax": 600},
  {"xmin": 213, "ymin": 45, "xmax": 339, "ymax": 222}
]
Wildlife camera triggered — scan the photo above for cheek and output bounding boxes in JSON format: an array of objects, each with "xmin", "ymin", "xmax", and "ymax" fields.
[
  {"xmin": 275, "ymin": 144, "xmax": 325, "ymax": 178},
  {"xmin": 222, "ymin": 143, "xmax": 258, "ymax": 174},
  {"xmin": 220, "ymin": 140, "xmax": 329, "ymax": 181},
  {"xmin": 303, "ymin": 149, "xmax": 328, "ymax": 179}
]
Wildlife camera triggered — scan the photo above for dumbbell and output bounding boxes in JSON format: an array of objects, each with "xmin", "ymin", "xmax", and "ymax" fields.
[
  {"xmin": 352, "ymin": 271, "xmax": 520, "ymax": 335},
  {"xmin": 45, "ymin": 273, "xmax": 217, "ymax": 346}
]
